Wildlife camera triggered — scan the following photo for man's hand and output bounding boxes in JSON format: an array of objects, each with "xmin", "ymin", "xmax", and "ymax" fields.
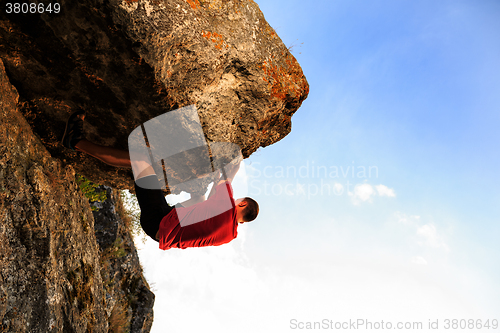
[
  {"xmin": 224, "ymin": 161, "xmax": 241, "ymax": 183},
  {"xmin": 207, "ymin": 160, "xmax": 241, "ymax": 199},
  {"xmin": 226, "ymin": 161, "xmax": 240, "ymax": 174}
]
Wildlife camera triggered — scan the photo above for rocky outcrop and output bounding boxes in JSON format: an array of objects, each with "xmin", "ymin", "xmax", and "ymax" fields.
[
  {"xmin": 0, "ymin": 0, "xmax": 308, "ymax": 192},
  {"xmin": 1, "ymin": 1, "xmax": 308, "ymax": 330},
  {"xmin": 92, "ymin": 186, "xmax": 154, "ymax": 333},
  {"xmin": 0, "ymin": 60, "xmax": 153, "ymax": 332}
]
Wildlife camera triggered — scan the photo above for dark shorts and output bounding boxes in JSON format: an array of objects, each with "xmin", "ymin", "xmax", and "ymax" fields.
[{"xmin": 134, "ymin": 175, "xmax": 174, "ymax": 242}]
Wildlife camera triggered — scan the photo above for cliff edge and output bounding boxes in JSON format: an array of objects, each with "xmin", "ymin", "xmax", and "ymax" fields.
[{"xmin": 0, "ymin": 59, "xmax": 153, "ymax": 332}]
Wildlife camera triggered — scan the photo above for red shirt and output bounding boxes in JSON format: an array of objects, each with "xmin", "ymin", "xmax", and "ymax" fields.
[{"xmin": 158, "ymin": 182, "xmax": 238, "ymax": 250}]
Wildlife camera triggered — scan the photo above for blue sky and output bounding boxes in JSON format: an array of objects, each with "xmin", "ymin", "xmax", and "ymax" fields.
[
  {"xmin": 133, "ymin": 1, "xmax": 500, "ymax": 332},
  {"xmin": 252, "ymin": 0, "xmax": 500, "ymax": 267}
]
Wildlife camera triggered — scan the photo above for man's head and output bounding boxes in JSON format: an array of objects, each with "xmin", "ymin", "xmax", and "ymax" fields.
[{"xmin": 235, "ymin": 197, "xmax": 259, "ymax": 223}]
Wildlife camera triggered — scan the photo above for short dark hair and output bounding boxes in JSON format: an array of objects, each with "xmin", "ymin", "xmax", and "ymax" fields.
[{"xmin": 241, "ymin": 197, "xmax": 259, "ymax": 222}]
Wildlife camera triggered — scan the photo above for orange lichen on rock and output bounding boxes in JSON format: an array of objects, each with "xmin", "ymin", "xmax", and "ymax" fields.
[
  {"xmin": 186, "ymin": 0, "xmax": 201, "ymax": 10},
  {"xmin": 202, "ymin": 31, "xmax": 227, "ymax": 50},
  {"xmin": 260, "ymin": 52, "xmax": 309, "ymax": 102}
]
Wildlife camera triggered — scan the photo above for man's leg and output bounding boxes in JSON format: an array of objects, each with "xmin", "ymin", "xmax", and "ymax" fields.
[
  {"xmin": 134, "ymin": 176, "xmax": 174, "ymax": 242},
  {"xmin": 75, "ymin": 140, "xmax": 165, "ymax": 241},
  {"xmin": 63, "ymin": 112, "xmax": 167, "ymax": 241},
  {"xmin": 75, "ymin": 139, "xmax": 131, "ymax": 168},
  {"xmin": 62, "ymin": 111, "xmax": 154, "ymax": 177},
  {"xmin": 75, "ymin": 139, "xmax": 155, "ymax": 178}
]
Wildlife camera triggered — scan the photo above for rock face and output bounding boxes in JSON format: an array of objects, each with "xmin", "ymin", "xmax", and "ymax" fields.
[
  {"xmin": 1, "ymin": 1, "xmax": 308, "ymax": 330},
  {"xmin": 92, "ymin": 186, "xmax": 154, "ymax": 333},
  {"xmin": 0, "ymin": 60, "xmax": 153, "ymax": 332},
  {"xmin": 0, "ymin": 0, "xmax": 308, "ymax": 192}
]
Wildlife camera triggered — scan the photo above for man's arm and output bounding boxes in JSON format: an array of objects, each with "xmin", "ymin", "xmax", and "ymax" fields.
[
  {"xmin": 222, "ymin": 161, "xmax": 240, "ymax": 183},
  {"xmin": 207, "ymin": 161, "xmax": 240, "ymax": 199},
  {"xmin": 207, "ymin": 170, "xmax": 222, "ymax": 199},
  {"xmin": 182, "ymin": 161, "xmax": 236, "ymax": 204}
]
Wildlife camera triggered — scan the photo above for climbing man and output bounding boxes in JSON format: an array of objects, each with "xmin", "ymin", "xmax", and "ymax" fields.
[{"xmin": 61, "ymin": 110, "xmax": 259, "ymax": 250}]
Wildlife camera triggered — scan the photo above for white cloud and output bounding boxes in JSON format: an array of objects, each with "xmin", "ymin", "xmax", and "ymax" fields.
[
  {"xmin": 393, "ymin": 212, "xmax": 450, "ymax": 252},
  {"xmin": 349, "ymin": 183, "xmax": 396, "ymax": 204},
  {"xmin": 376, "ymin": 184, "xmax": 396, "ymax": 197},
  {"xmin": 394, "ymin": 211, "xmax": 420, "ymax": 226},
  {"xmin": 411, "ymin": 256, "xmax": 428, "ymax": 265},
  {"xmin": 134, "ymin": 233, "xmax": 271, "ymax": 333},
  {"xmin": 333, "ymin": 182, "xmax": 344, "ymax": 194},
  {"xmin": 390, "ymin": 213, "xmax": 451, "ymax": 260},
  {"xmin": 130, "ymin": 207, "xmax": 491, "ymax": 333},
  {"xmin": 138, "ymin": 240, "xmax": 485, "ymax": 333},
  {"xmin": 417, "ymin": 223, "xmax": 450, "ymax": 252},
  {"xmin": 350, "ymin": 183, "xmax": 375, "ymax": 204}
]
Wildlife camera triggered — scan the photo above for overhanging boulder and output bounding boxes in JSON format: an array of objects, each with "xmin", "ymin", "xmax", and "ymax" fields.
[{"xmin": 0, "ymin": 0, "xmax": 309, "ymax": 191}]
